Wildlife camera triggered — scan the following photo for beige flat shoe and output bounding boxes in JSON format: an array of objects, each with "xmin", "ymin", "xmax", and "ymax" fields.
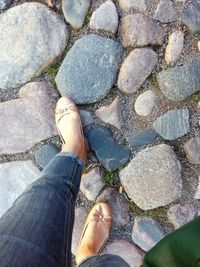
[
  {"xmin": 55, "ymin": 96, "xmax": 88, "ymax": 162},
  {"xmin": 76, "ymin": 202, "xmax": 112, "ymax": 264}
]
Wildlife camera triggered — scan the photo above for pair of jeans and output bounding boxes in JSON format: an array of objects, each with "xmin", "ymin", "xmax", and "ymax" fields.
[{"xmin": 0, "ymin": 153, "xmax": 129, "ymax": 267}]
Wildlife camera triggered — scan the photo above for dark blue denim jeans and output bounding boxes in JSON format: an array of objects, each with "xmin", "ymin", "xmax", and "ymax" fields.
[{"xmin": 0, "ymin": 153, "xmax": 129, "ymax": 267}]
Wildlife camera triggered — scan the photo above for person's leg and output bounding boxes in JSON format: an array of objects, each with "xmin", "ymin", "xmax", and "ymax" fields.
[
  {"xmin": 0, "ymin": 96, "xmax": 88, "ymax": 267},
  {"xmin": 0, "ymin": 153, "xmax": 82, "ymax": 267},
  {"xmin": 78, "ymin": 254, "xmax": 130, "ymax": 267}
]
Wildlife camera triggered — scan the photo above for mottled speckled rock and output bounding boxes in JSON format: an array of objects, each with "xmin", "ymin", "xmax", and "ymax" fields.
[
  {"xmin": 90, "ymin": 0, "xmax": 118, "ymax": 34},
  {"xmin": 180, "ymin": 0, "xmax": 200, "ymax": 35},
  {"xmin": 153, "ymin": 109, "xmax": 190, "ymax": 140},
  {"xmin": 80, "ymin": 167, "xmax": 105, "ymax": 201},
  {"xmin": 62, "ymin": 0, "xmax": 90, "ymax": 29},
  {"xmin": 72, "ymin": 206, "xmax": 88, "ymax": 255},
  {"xmin": 35, "ymin": 144, "xmax": 59, "ymax": 169},
  {"xmin": 0, "ymin": 3, "xmax": 68, "ymax": 89},
  {"xmin": 0, "ymin": 161, "xmax": 40, "ymax": 217},
  {"xmin": 104, "ymin": 239, "xmax": 144, "ymax": 267},
  {"xmin": 56, "ymin": 34, "xmax": 123, "ymax": 104},
  {"xmin": 134, "ymin": 90, "xmax": 157, "ymax": 116},
  {"xmin": 184, "ymin": 136, "xmax": 200, "ymax": 164},
  {"xmin": 167, "ymin": 204, "xmax": 196, "ymax": 229},
  {"xmin": 0, "ymin": 0, "xmax": 11, "ymax": 9},
  {"xmin": 154, "ymin": 0, "xmax": 177, "ymax": 23},
  {"xmin": 119, "ymin": 144, "xmax": 182, "ymax": 210},
  {"xmin": 80, "ymin": 110, "xmax": 94, "ymax": 127},
  {"xmin": 120, "ymin": 14, "xmax": 165, "ymax": 48},
  {"xmin": 165, "ymin": 31, "xmax": 184, "ymax": 64},
  {"xmin": 0, "ymin": 82, "xmax": 58, "ymax": 155},
  {"xmin": 198, "ymin": 41, "xmax": 200, "ymax": 51},
  {"xmin": 128, "ymin": 129, "xmax": 158, "ymax": 147},
  {"xmin": 95, "ymin": 97, "xmax": 121, "ymax": 129},
  {"xmin": 118, "ymin": 0, "xmax": 146, "ymax": 12},
  {"xmin": 157, "ymin": 59, "xmax": 200, "ymax": 101},
  {"xmin": 118, "ymin": 48, "xmax": 158, "ymax": 93},
  {"xmin": 96, "ymin": 188, "xmax": 130, "ymax": 227},
  {"xmin": 132, "ymin": 217, "xmax": 165, "ymax": 251},
  {"xmin": 86, "ymin": 125, "xmax": 131, "ymax": 172}
]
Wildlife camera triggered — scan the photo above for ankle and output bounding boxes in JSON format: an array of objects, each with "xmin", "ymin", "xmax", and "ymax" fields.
[{"xmin": 76, "ymin": 245, "xmax": 96, "ymax": 264}]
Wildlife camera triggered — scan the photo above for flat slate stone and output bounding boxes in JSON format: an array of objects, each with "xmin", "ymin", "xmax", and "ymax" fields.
[
  {"xmin": 56, "ymin": 34, "xmax": 123, "ymax": 104},
  {"xmin": 128, "ymin": 129, "xmax": 158, "ymax": 147},
  {"xmin": 90, "ymin": 0, "xmax": 119, "ymax": 34},
  {"xmin": 96, "ymin": 188, "xmax": 130, "ymax": 227},
  {"xmin": 86, "ymin": 125, "xmax": 131, "ymax": 172},
  {"xmin": 184, "ymin": 136, "xmax": 200, "ymax": 164},
  {"xmin": 80, "ymin": 110, "xmax": 94, "ymax": 127},
  {"xmin": 0, "ymin": 3, "xmax": 68, "ymax": 89},
  {"xmin": 0, "ymin": 82, "xmax": 58, "ymax": 154},
  {"xmin": 104, "ymin": 239, "xmax": 144, "ymax": 267},
  {"xmin": 0, "ymin": 0, "xmax": 11, "ymax": 9},
  {"xmin": 118, "ymin": 48, "xmax": 158, "ymax": 93},
  {"xmin": 118, "ymin": 0, "xmax": 146, "ymax": 12},
  {"xmin": 157, "ymin": 59, "xmax": 200, "ymax": 101},
  {"xmin": 119, "ymin": 144, "xmax": 182, "ymax": 210},
  {"xmin": 132, "ymin": 217, "xmax": 165, "ymax": 251},
  {"xmin": 167, "ymin": 203, "xmax": 196, "ymax": 229},
  {"xmin": 95, "ymin": 97, "xmax": 121, "ymax": 130},
  {"xmin": 80, "ymin": 167, "xmax": 105, "ymax": 201},
  {"xmin": 154, "ymin": 0, "xmax": 177, "ymax": 23},
  {"xmin": 120, "ymin": 14, "xmax": 165, "ymax": 48},
  {"xmin": 62, "ymin": 0, "xmax": 90, "ymax": 29},
  {"xmin": 35, "ymin": 144, "xmax": 59, "ymax": 169},
  {"xmin": 153, "ymin": 109, "xmax": 190, "ymax": 140},
  {"xmin": 180, "ymin": 0, "xmax": 200, "ymax": 35},
  {"xmin": 0, "ymin": 161, "xmax": 40, "ymax": 217}
]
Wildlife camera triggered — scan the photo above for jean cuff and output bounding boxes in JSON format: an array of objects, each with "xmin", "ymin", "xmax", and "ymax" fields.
[{"xmin": 56, "ymin": 152, "xmax": 83, "ymax": 167}]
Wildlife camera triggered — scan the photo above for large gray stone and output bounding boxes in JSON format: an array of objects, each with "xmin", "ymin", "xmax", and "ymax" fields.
[
  {"xmin": 0, "ymin": 82, "xmax": 58, "ymax": 154},
  {"xmin": 128, "ymin": 129, "xmax": 158, "ymax": 148},
  {"xmin": 157, "ymin": 59, "xmax": 200, "ymax": 101},
  {"xmin": 132, "ymin": 217, "xmax": 165, "ymax": 251},
  {"xmin": 154, "ymin": 0, "xmax": 177, "ymax": 23},
  {"xmin": 120, "ymin": 14, "xmax": 165, "ymax": 48},
  {"xmin": 118, "ymin": 48, "xmax": 158, "ymax": 93},
  {"xmin": 80, "ymin": 110, "xmax": 94, "ymax": 127},
  {"xmin": 62, "ymin": 0, "xmax": 90, "ymax": 29},
  {"xmin": 80, "ymin": 167, "xmax": 105, "ymax": 201},
  {"xmin": 153, "ymin": 109, "xmax": 190, "ymax": 140},
  {"xmin": 0, "ymin": 3, "xmax": 68, "ymax": 89},
  {"xmin": 90, "ymin": 0, "xmax": 119, "ymax": 34},
  {"xmin": 104, "ymin": 239, "xmax": 144, "ymax": 267},
  {"xmin": 167, "ymin": 204, "xmax": 196, "ymax": 229},
  {"xmin": 0, "ymin": 161, "xmax": 40, "ymax": 217},
  {"xmin": 118, "ymin": 0, "xmax": 146, "ymax": 12},
  {"xmin": 95, "ymin": 97, "xmax": 121, "ymax": 130},
  {"xmin": 96, "ymin": 188, "xmax": 130, "ymax": 227},
  {"xmin": 165, "ymin": 31, "xmax": 184, "ymax": 64},
  {"xmin": 56, "ymin": 34, "xmax": 123, "ymax": 104},
  {"xmin": 184, "ymin": 136, "xmax": 200, "ymax": 164},
  {"xmin": 119, "ymin": 144, "xmax": 182, "ymax": 210},
  {"xmin": 180, "ymin": 0, "xmax": 200, "ymax": 35}
]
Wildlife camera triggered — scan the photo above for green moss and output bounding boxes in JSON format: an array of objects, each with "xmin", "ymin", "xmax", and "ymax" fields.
[
  {"xmin": 151, "ymin": 78, "xmax": 159, "ymax": 91},
  {"xmin": 193, "ymin": 94, "xmax": 200, "ymax": 102},
  {"xmin": 46, "ymin": 63, "xmax": 61, "ymax": 88},
  {"xmin": 129, "ymin": 202, "xmax": 166, "ymax": 219},
  {"xmin": 105, "ymin": 170, "xmax": 119, "ymax": 186}
]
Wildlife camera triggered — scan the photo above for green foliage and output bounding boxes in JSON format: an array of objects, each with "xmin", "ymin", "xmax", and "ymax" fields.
[
  {"xmin": 46, "ymin": 63, "xmax": 61, "ymax": 88},
  {"xmin": 105, "ymin": 170, "xmax": 119, "ymax": 186},
  {"xmin": 193, "ymin": 94, "xmax": 200, "ymax": 102}
]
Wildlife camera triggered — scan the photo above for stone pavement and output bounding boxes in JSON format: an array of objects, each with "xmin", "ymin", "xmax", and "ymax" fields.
[{"xmin": 0, "ymin": 0, "xmax": 200, "ymax": 265}]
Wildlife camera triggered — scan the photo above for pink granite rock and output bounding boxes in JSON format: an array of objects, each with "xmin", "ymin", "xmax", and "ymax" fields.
[{"xmin": 0, "ymin": 81, "xmax": 58, "ymax": 154}]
